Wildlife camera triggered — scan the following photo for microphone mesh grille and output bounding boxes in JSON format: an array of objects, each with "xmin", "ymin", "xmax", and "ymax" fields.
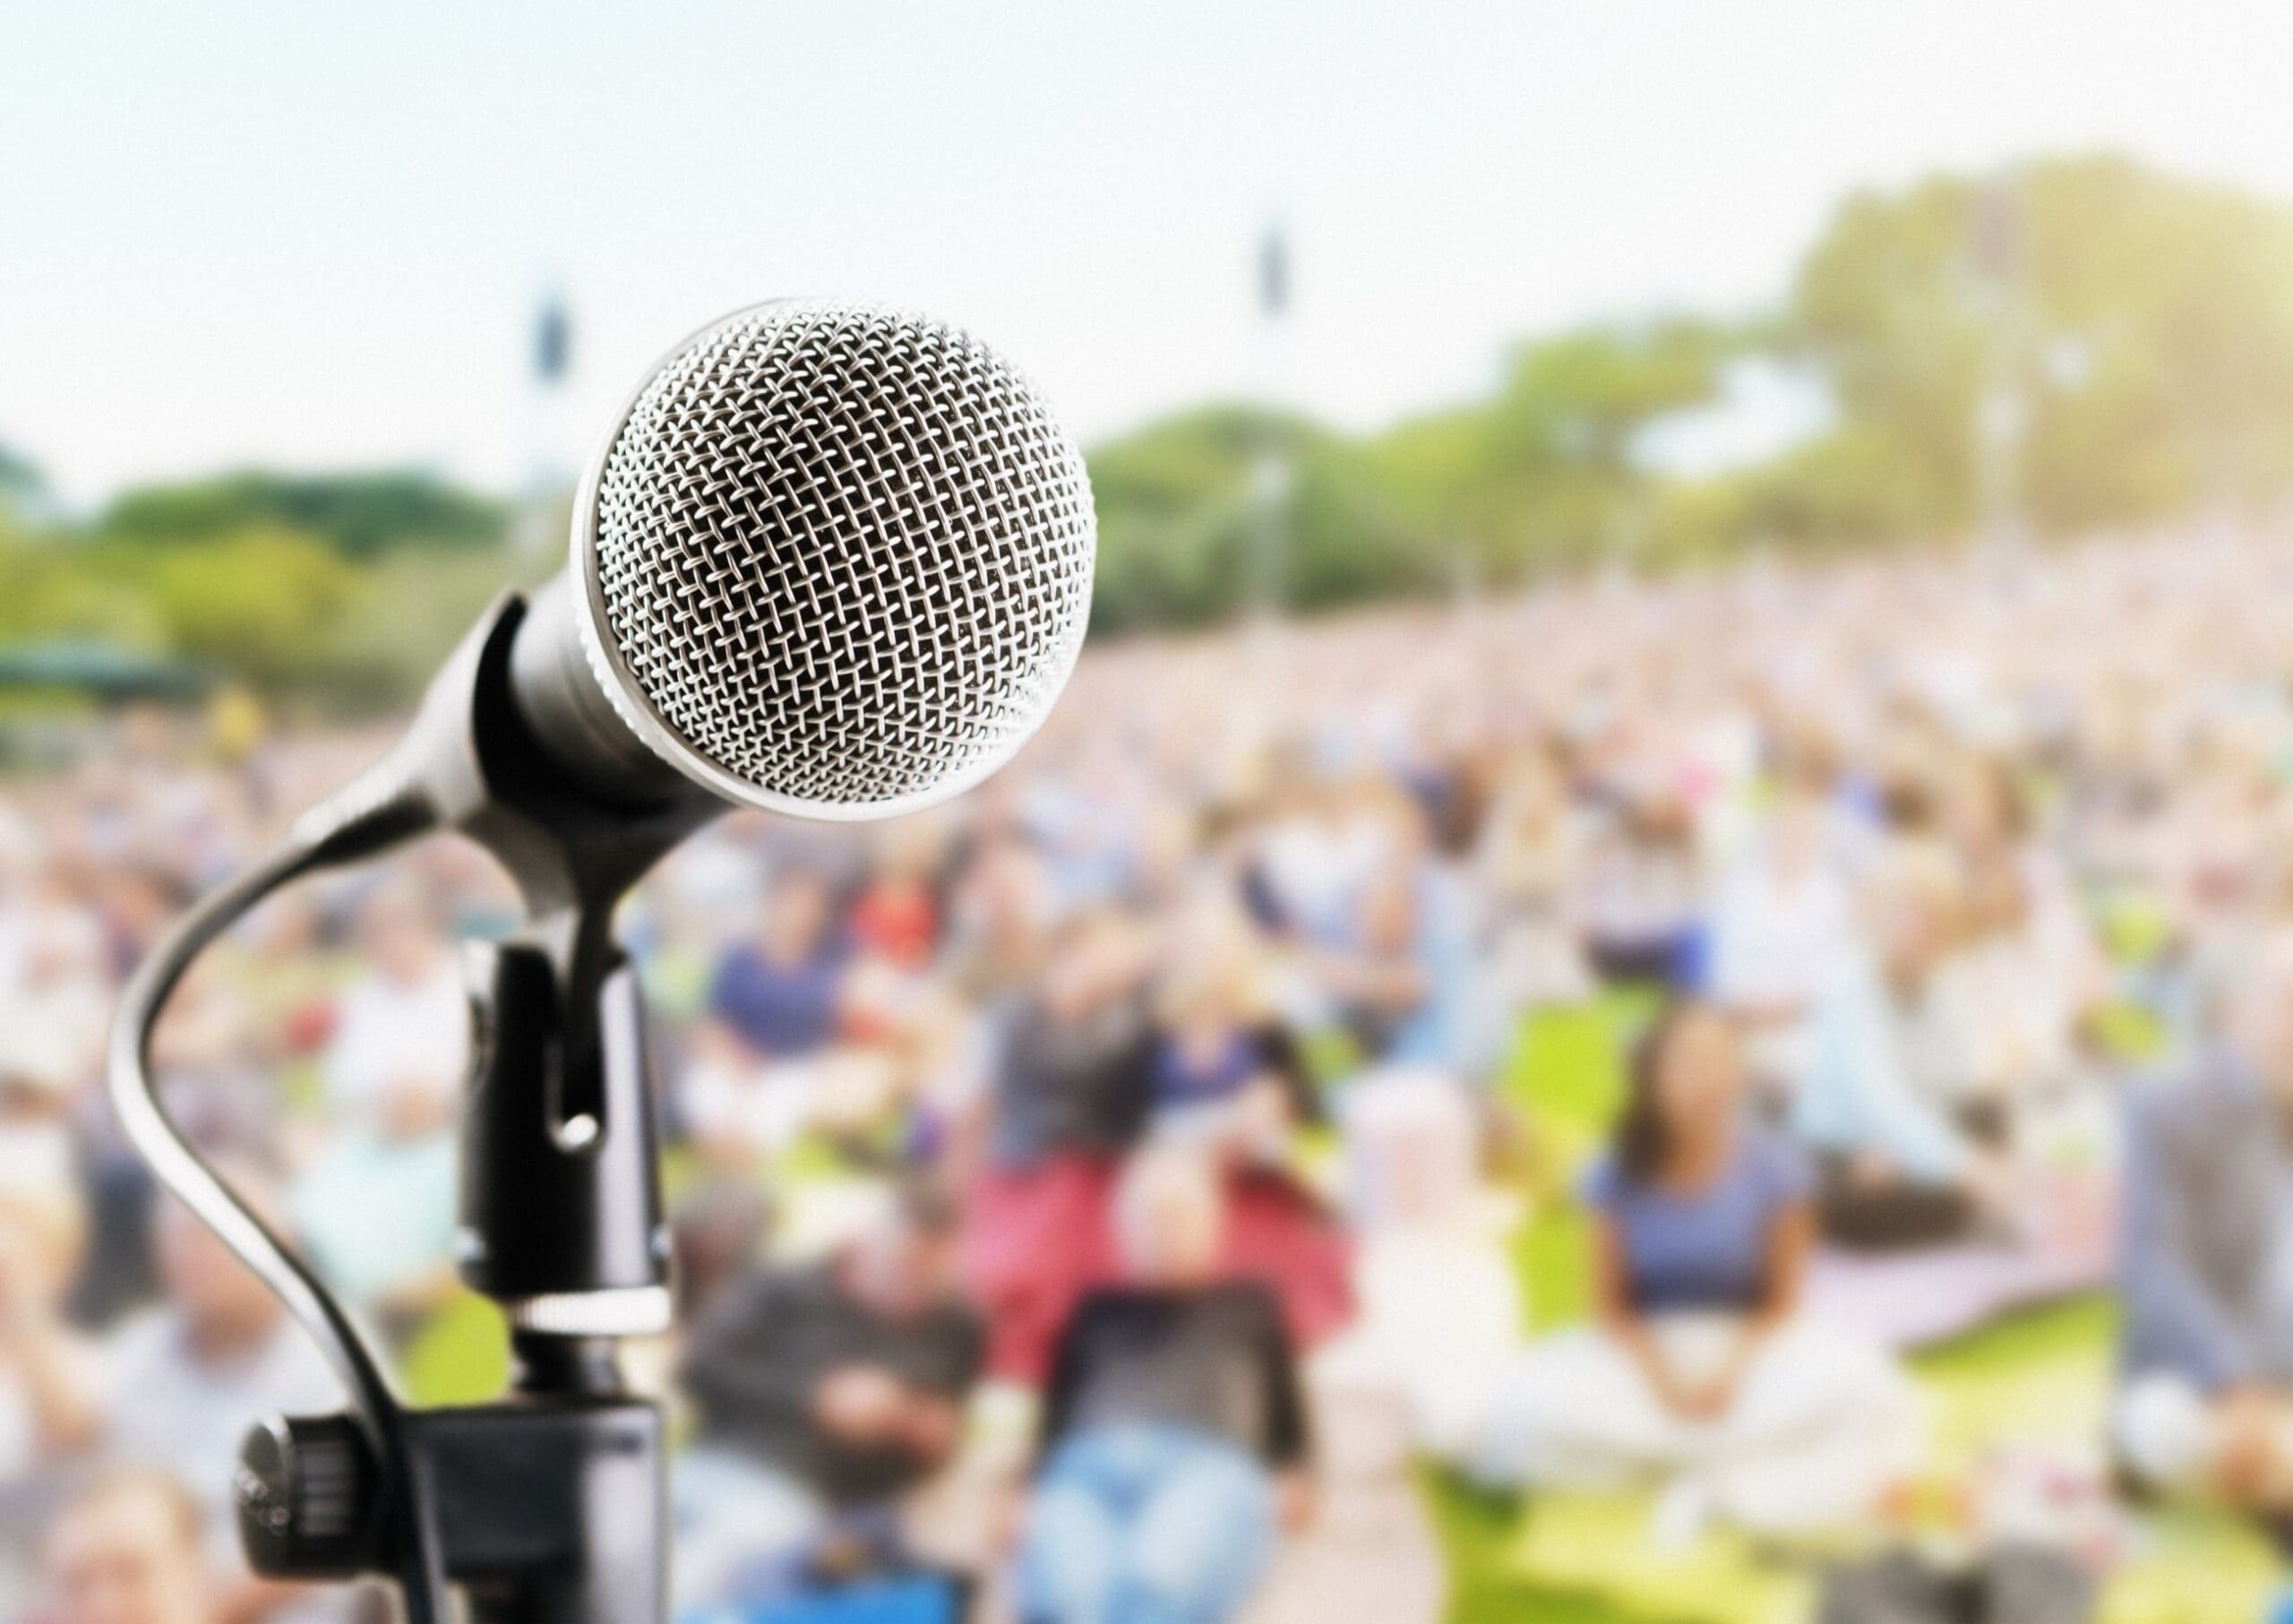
[{"xmin": 588, "ymin": 300, "xmax": 1095, "ymax": 812}]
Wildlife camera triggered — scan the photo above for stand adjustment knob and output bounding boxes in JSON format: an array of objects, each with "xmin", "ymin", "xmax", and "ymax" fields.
[{"xmin": 236, "ymin": 1413, "xmax": 382, "ymax": 1579}]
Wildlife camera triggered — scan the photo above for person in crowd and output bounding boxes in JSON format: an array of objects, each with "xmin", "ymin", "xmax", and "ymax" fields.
[
  {"xmin": 680, "ymin": 869, "xmax": 856, "ymax": 1166},
  {"xmin": 978, "ymin": 907, "xmax": 1155, "ymax": 1171},
  {"xmin": 1703, "ymin": 764, "xmax": 1859, "ymax": 1103},
  {"xmin": 1576, "ymin": 790, "xmax": 1701, "ymax": 988},
  {"xmin": 1145, "ymin": 903, "xmax": 1303, "ymax": 1157},
  {"xmin": 941, "ymin": 835, "xmax": 1059, "ymax": 1006},
  {"xmin": 847, "ymin": 822, "xmax": 946, "ymax": 973},
  {"xmin": 706, "ymin": 868, "xmax": 851, "ymax": 1061},
  {"xmin": 1472, "ymin": 744, "xmax": 1593, "ymax": 1014},
  {"xmin": 1251, "ymin": 767, "xmax": 1390, "ymax": 949},
  {"xmin": 2115, "ymin": 930, "xmax": 2293, "ymax": 1513},
  {"xmin": 1468, "ymin": 1002, "xmax": 1917, "ymax": 1534},
  {"xmin": 312, "ymin": 881, "xmax": 468, "ymax": 1126},
  {"xmin": 667, "ymin": 1176, "xmax": 775, "ymax": 1323},
  {"xmin": 674, "ymin": 1181, "xmax": 985, "ymax": 1607},
  {"xmin": 1794, "ymin": 846, "xmax": 2014, "ymax": 1250},
  {"xmin": 1937, "ymin": 842, "xmax": 2102, "ymax": 1119},
  {"xmin": 1314, "ymin": 858, "xmax": 1473, "ymax": 1074},
  {"xmin": 1328, "ymin": 1069, "xmax": 1522, "ymax": 1459},
  {"xmin": 100, "ymin": 1173, "xmax": 345, "ymax": 1624},
  {"xmin": 34, "ymin": 1469, "xmax": 215, "ymax": 1624},
  {"xmin": 1014, "ymin": 1148, "xmax": 1314, "ymax": 1624}
]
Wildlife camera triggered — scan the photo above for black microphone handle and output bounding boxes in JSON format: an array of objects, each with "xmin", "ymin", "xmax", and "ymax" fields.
[{"xmin": 507, "ymin": 571, "xmax": 696, "ymax": 812}]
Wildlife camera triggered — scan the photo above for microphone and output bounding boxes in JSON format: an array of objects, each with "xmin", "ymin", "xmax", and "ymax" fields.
[
  {"xmin": 508, "ymin": 297, "xmax": 1095, "ymax": 820},
  {"xmin": 111, "ymin": 297, "xmax": 1097, "ymax": 1624}
]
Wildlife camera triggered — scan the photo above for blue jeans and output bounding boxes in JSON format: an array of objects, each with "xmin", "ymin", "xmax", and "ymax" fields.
[{"xmin": 1016, "ymin": 1424, "xmax": 1275, "ymax": 1624}]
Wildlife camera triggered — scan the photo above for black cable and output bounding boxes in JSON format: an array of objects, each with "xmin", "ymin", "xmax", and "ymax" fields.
[{"xmin": 106, "ymin": 806, "xmax": 451, "ymax": 1622}]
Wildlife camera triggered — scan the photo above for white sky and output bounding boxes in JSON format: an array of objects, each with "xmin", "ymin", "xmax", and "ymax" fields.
[{"xmin": 5, "ymin": 0, "xmax": 2293, "ymax": 507}]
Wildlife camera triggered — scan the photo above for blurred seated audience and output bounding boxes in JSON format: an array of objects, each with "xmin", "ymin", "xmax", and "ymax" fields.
[
  {"xmin": 674, "ymin": 1181, "xmax": 984, "ymax": 1610},
  {"xmin": 1470, "ymin": 1003, "xmax": 1916, "ymax": 1534},
  {"xmin": 1014, "ymin": 1149, "xmax": 1313, "ymax": 1624},
  {"xmin": 32, "ymin": 526, "xmax": 2293, "ymax": 1615},
  {"xmin": 34, "ymin": 1468, "xmax": 215, "ymax": 1624}
]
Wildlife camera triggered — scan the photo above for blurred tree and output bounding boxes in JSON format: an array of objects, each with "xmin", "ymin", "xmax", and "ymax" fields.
[
  {"xmin": 99, "ymin": 469, "xmax": 505, "ymax": 558},
  {"xmin": 1371, "ymin": 318, "xmax": 1736, "ymax": 578},
  {"xmin": 1086, "ymin": 406, "xmax": 1424, "ymax": 631},
  {"xmin": 1784, "ymin": 154, "xmax": 2293, "ymax": 537},
  {"xmin": 131, "ymin": 526, "xmax": 365, "ymax": 692}
]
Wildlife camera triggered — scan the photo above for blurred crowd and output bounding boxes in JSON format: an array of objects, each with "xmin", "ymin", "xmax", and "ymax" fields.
[{"xmin": 13, "ymin": 520, "xmax": 2293, "ymax": 1620}]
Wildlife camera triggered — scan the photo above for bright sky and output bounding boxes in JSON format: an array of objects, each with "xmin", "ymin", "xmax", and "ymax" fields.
[{"xmin": 6, "ymin": 0, "xmax": 2293, "ymax": 506}]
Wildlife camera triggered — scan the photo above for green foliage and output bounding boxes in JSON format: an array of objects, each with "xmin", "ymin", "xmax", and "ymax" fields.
[
  {"xmin": 1786, "ymin": 153, "xmax": 2293, "ymax": 535},
  {"xmin": 322, "ymin": 544, "xmax": 554, "ymax": 712},
  {"xmin": 1086, "ymin": 406, "xmax": 1430, "ymax": 632},
  {"xmin": 1087, "ymin": 321, "xmax": 1736, "ymax": 630},
  {"xmin": 135, "ymin": 526, "xmax": 365, "ymax": 689},
  {"xmin": 0, "ymin": 522, "xmax": 159, "ymax": 650},
  {"xmin": 0, "ymin": 467, "xmax": 519, "ymax": 710},
  {"xmin": 1373, "ymin": 317, "xmax": 1736, "ymax": 580},
  {"xmin": 99, "ymin": 469, "xmax": 505, "ymax": 558}
]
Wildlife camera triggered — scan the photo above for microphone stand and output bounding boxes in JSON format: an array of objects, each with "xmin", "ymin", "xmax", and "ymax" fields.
[
  {"xmin": 243, "ymin": 925, "xmax": 677, "ymax": 1623},
  {"xmin": 116, "ymin": 595, "xmax": 721, "ymax": 1624}
]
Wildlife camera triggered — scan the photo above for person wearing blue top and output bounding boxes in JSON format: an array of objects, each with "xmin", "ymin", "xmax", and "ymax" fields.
[
  {"xmin": 1144, "ymin": 924, "xmax": 1318, "ymax": 1158},
  {"xmin": 1464, "ymin": 1002, "xmax": 1917, "ymax": 1534},
  {"xmin": 706, "ymin": 870, "xmax": 849, "ymax": 1061}
]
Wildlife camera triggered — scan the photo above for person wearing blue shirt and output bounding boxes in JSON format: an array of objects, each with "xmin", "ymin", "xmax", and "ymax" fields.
[
  {"xmin": 707, "ymin": 870, "xmax": 848, "ymax": 1061},
  {"xmin": 1464, "ymin": 1002, "xmax": 1917, "ymax": 1534}
]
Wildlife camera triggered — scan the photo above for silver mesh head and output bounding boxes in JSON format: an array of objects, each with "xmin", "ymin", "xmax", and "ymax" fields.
[{"xmin": 577, "ymin": 299, "xmax": 1095, "ymax": 817}]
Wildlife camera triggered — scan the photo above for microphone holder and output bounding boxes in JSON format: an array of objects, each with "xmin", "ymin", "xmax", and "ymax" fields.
[
  {"xmin": 117, "ymin": 594, "xmax": 724, "ymax": 1624},
  {"xmin": 241, "ymin": 933, "xmax": 675, "ymax": 1623}
]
